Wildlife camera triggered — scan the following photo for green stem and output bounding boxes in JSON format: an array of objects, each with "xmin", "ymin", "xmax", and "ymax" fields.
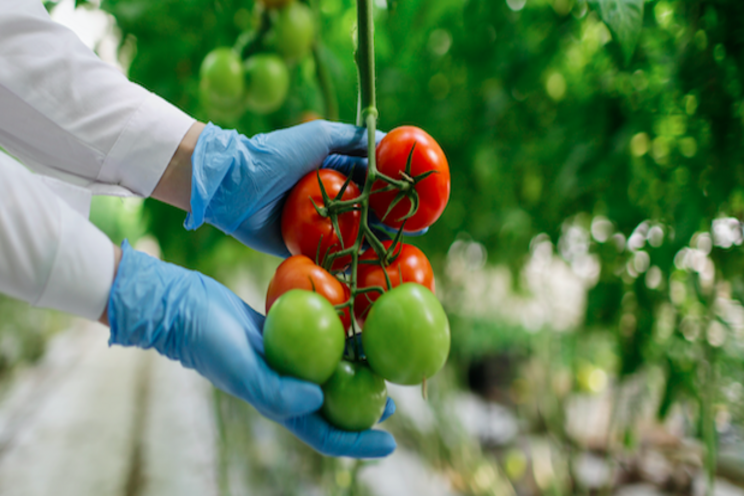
[
  {"xmin": 328, "ymin": 169, "xmax": 408, "ymax": 209},
  {"xmin": 372, "ymin": 174, "xmax": 410, "ymax": 189},
  {"xmin": 333, "ymin": 205, "xmax": 363, "ymax": 215},
  {"xmin": 326, "ymin": 245, "xmax": 359, "ymax": 262},
  {"xmin": 701, "ymin": 353, "xmax": 718, "ymax": 496},
  {"xmin": 318, "ymin": 0, "xmax": 404, "ymax": 357},
  {"xmin": 237, "ymin": 10, "xmax": 271, "ymax": 60},
  {"xmin": 313, "ymin": 43, "xmax": 340, "ymax": 121},
  {"xmin": 597, "ymin": 385, "xmax": 623, "ymax": 496},
  {"xmin": 356, "ymin": 0, "xmax": 376, "ymax": 117},
  {"xmin": 308, "ymin": 0, "xmax": 340, "ymax": 120},
  {"xmin": 339, "ymin": 0, "xmax": 379, "ymax": 350},
  {"xmin": 356, "ymin": 286, "xmax": 386, "ymax": 295},
  {"xmin": 360, "ymin": 223, "xmax": 388, "ymax": 258},
  {"xmin": 330, "ymin": 192, "xmax": 368, "ymax": 209}
]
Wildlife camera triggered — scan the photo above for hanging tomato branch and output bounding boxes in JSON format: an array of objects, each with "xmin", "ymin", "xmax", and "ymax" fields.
[{"xmin": 262, "ymin": 0, "xmax": 452, "ymax": 433}]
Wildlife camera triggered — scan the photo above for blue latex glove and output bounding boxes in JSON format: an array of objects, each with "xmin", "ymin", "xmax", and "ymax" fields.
[
  {"xmin": 186, "ymin": 121, "xmax": 383, "ymax": 258},
  {"xmin": 108, "ymin": 240, "xmax": 397, "ymax": 458}
]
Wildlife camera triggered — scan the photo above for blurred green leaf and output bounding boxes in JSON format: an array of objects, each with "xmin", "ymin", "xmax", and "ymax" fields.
[{"xmin": 592, "ymin": 0, "xmax": 644, "ymax": 64}]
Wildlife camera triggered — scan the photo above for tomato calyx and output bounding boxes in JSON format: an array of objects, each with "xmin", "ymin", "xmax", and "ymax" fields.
[
  {"xmin": 343, "ymin": 334, "xmax": 365, "ymax": 362},
  {"xmin": 356, "ymin": 239, "xmax": 403, "ymax": 293},
  {"xmin": 308, "ymin": 168, "xmax": 360, "ymax": 218},
  {"xmin": 359, "ymin": 235, "xmax": 403, "ymax": 265},
  {"xmin": 369, "ymin": 143, "xmax": 440, "ymax": 225},
  {"xmin": 306, "ymin": 169, "xmax": 366, "ymax": 271}
]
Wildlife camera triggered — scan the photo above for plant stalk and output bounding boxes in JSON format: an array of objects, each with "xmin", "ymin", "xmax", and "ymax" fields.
[
  {"xmin": 355, "ymin": 0, "xmax": 376, "ymax": 117},
  {"xmin": 323, "ymin": 0, "xmax": 407, "ymax": 355},
  {"xmin": 341, "ymin": 0, "xmax": 380, "ymax": 346},
  {"xmin": 701, "ymin": 354, "xmax": 717, "ymax": 496},
  {"xmin": 313, "ymin": 44, "xmax": 340, "ymax": 120},
  {"xmin": 236, "ymin": 10, "xmax": 271, "ymax": 59}
]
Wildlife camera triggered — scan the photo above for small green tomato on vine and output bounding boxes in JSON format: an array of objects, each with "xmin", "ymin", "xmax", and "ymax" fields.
[
  {"xmin": 199, "ymin": 47, "xmax": 245, "ymax": 118},
  {"xmin": 243, "ymin": 53, "xmax": 290, "ymax": 114}
]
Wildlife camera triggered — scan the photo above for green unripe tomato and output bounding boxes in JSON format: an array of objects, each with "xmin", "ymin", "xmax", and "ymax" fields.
[
  {"xmin": 264, "ymin": 289, "xmax": 345, "ymax": 384},
  {"xmin": 362, "ymin": 283, "xmax": 450, "ymax": 385},
  {"xmin": 199, "ymin": 48, "xmax": 245, "ymax": 110},
  {"xmin": 243, "ymin": 54, "xmax": 290, "ymax": 114},
  {"xmin": 321, "ymin": 361, "xmax": 387, "ymax": 431},
  {"xmin": 273, "ymin": 2, "xmax": 315, "ymax": 62}
]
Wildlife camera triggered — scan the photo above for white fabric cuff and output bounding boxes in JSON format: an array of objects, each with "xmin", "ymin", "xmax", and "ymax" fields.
[
  {"xmin": 35, "ymin": 196, "xmax": 114, "ymax": 321},
  {"xmin": 98, "ymin": 92, "xmax": 195, "ymax": 198}
]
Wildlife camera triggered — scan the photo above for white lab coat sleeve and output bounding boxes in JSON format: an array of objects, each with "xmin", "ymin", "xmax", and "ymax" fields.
[
  {"xmin": 0, "ymin": 151, "xmax": 114, "ymax": 320},
  {"xmin": 0, "ymin": 0, "xmax": 196, "ymax": 198}
]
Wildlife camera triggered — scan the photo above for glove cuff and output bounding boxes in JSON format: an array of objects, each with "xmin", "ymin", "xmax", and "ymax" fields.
[
  {"xmin": 108, "ymin": 240, "xmax": 192, "ymax": 361},
  {"xmin": 184, "ymin": 122, "xmax": 234, "ymax": 232}
]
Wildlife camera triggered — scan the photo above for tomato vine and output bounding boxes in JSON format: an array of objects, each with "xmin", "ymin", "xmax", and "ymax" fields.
[{"xmin": 304, "ymin": 0, "xmax": 436, "ymax": 382}]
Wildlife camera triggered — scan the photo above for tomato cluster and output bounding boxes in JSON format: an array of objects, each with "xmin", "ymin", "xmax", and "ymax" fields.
[
  {"xmin": 198, "ymin": 0, "xmax": 316, "ymax": 123},
  {"xmin": 263, "ymin": 127, "xmax": 452, "ymax": 432}
]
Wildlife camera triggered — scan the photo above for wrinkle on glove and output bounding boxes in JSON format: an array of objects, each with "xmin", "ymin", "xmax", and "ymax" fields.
[
  {"xmin": 108, "ymin": 240, "xmax": 322, "ymax": 421},
  {"xmin": 185, "ymin": 121, "xmax": 384, "ymax": 258},
  {"xmin": 108, "ymin": 240, "xmax": 396, "ymax": 458}
]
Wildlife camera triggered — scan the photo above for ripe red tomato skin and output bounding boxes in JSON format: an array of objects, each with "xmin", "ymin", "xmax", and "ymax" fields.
[
  {"xmin": 354, "ymin": 240, "xmax": 435, "ymax": 325},
  {"xmin": 266, "ymin": 255, "xmax": 351, "ymax": 330},
  {"xmin": 370, "ymin": 126, "xmax": 450, "ymax": 232},
  {"xmin": 282, "ymin": 170, "xmax": 361, "ymax": 271}
]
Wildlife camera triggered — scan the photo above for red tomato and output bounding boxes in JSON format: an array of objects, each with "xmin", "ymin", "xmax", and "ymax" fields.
[
  {"xmin": 354, "ymin": 240, "xmax": 435, "ymax": 325},
  {"xmin": 370, "ymin": 126, "xmax": 450, "ymax": 232},
  {"xmin": 282, "ymin": 169, "xmax": 361, "ymax": 271},
  {"xmin": 266, "ymin": 255, "xmax": 351, "ymax": 330}
]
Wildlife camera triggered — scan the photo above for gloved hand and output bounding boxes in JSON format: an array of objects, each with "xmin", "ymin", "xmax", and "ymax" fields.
[
  {"xmin": 108, "ymin": 240, "xmax": 397, "ymax": 458},
  {"xmin": 286, "ymin": 395, "xmax": 397, "ymax": 458},
  {"xmin": 186, "ymin": 121, "xmax": 383, "ymax": 258}
]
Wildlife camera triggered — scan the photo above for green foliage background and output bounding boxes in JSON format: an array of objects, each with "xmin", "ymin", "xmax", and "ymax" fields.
[{"xmin": 92, "ymin": 0, "xmax": 744, "ymax": 482}]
